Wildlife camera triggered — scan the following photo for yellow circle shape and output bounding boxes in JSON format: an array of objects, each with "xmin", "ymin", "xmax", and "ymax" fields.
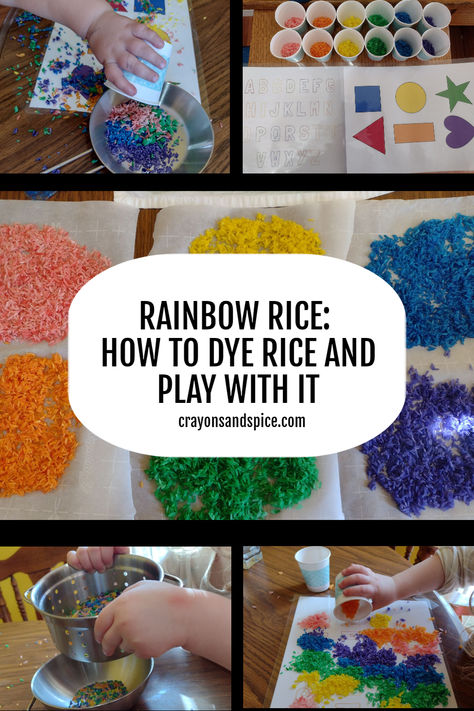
[{"xmin": 395, "ymin": 82, "xmax": 426, "ymax": 113}]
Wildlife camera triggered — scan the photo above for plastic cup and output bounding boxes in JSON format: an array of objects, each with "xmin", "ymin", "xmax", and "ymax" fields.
[
  {"xmin": 306, "ymin": 1, "xmax": 337, "ymax": 35},
  {"xmin": 392, "ymin": 27, "xmax": 422, "ymax": 61},
  {"xmin": 418, "ymin": 2, "xmax": 451, "ymax": 33},
  {"xmin": 275, "ymin": 1, "xmax": 307, "ymax": 35},
  {"xmin": 295, "ymin": 547, "xmax": 331, "ymax": 592},
  {"xmin": 365, "ymin": 26, "xmax": 394, "ymax": 60},
  {"xmin": 337, "ymin": 1, "xmax": 366, "ymax": 31},
  {"xmin": 366, "ymin": 0, "xmax": 395, "ymax": 29},
  {"xmin": 302, "ymin": 28, "xmax": 334, "ymax": 62},
  {"xmin": 270, "ymin": 29, "xmax": 304, "ymax": 61},
  {"xmin": 418, "ymin": 27, "xmax": 450, "ymax": 60},
  {"xmin": 105, "ymin": 24, "xmax": 173, "ymax": 105},
  {"xmin": 393, "ymin": 0, "xmax": 423, "ymax": 30},
  {"xmin": 334, "ymin": 572, "xmax": 373, "ymax": 622},
  {"xmin": 334, "ymin": 27, "xmax": 365, "ymax": 62}
]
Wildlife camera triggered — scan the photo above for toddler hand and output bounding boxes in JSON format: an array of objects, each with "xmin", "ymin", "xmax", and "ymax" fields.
[
  {"xmin": 67, "ymin": 546, "xmax": 130, "ymax": 573},
  {"xmin": 339, "ymin": 564, "xmax": 397, "ymax": 610},
  {"xmin": 86, "ymin": 10, "xmax": 165, "ymax": 96},
  {"xmin": 94, "ymin": 580, "xmax": 189, "ymax": 659}
]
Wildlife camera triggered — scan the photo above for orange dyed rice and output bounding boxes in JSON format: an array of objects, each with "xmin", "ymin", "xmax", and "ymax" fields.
[
  {"xmin": 361, "ymin": 625, "xmax": 440, "ymax": 656},
  {"xmin": 341, "ymin": 599, "xmax": 359, "ymax": 619},
  {"xmin": 0, "ymin": 353, "xmax": 80, "ymax": 496},
  {"xmin": 0, "ymin": 223, "xmax": 111, "ymax": 344}
]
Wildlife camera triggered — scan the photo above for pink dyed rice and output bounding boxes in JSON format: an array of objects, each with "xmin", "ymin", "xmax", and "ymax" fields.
[
  {"xmin": 281, "ymin": 42, "xmax": 300, "ymax": 57},
  {"xmin": 0, "ymin": 223, "xmax": 112, "ymax": 344},
  {"xmin": 285, "ymin": 16, "xmax": 304, "ymax": 28},
  {"xmin": 298, "ymin": 612, "xmax": 330, "ymax": 630}
]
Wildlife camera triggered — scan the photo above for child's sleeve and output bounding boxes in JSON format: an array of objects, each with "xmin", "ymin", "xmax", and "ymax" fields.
[{"xmin": 435, "ymin": 546, "xmax": 474, "ymax": 593}]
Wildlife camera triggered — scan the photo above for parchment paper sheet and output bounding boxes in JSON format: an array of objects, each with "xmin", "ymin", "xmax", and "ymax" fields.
[
  {"xmin": 149, "ymin": 201, "xmax": 357, "ymax": 259},
  {"xmin": 339, "ymin": 196, "xmax": 474, "ymax": 520},
  {"xmin": 130, "ymin": 452, "xmax": 343, "ymax": 520},
  {"xmin": 0, "ymin": 200, "xmax": 139, "ymax": 519},
  {"xmin": 114, "ymin": 191, "xmax": 391, "ymax": 209}
]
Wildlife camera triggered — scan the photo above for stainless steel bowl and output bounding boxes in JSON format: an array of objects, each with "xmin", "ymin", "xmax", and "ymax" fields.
[
  {"xmin": 24, "ymin": 554, "xmax": 182, "ymax": 663},
  {"xmin": 89, "ymin": 84, "xmax": 214, "ymax": 173},
  {"xmin": 30, "ymin": 653, "xmax": 153, "ymax": 710}
]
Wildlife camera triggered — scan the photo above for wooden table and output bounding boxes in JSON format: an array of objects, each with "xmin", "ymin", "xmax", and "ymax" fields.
[
  {"xmin": 243, "ymin": 546, "xmax": 473, "ymax": 708},
  {"xmin": 0, "ymin": 0, "xmax": 229, "ymax": 173},
  {"xmin": 0, "ymin": 620, "xmax": 230, "ymax": 710}
]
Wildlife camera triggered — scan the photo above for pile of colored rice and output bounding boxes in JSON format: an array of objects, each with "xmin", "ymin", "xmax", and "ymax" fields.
[
  {"xmin": 361, "ymin": 367, "xmax": 473, "ymax": 516},
  {"xmin": 366, "ymin": 214, "xmax": 473, "ymax": 352},
  {"xmin": 69, "ymin": 680, "xmax": 127, "ymax": 708},
  {"xmin": 0, "ymin": 354, "xmax": 79, "ymax": 496},
  {"xmin": 145, "ymin": 457, "xmax": 320, "ymax": 519},
  {"xmin": 105, "ymin": 100, "xmax": 181, "ymax": 173},
  {"xmin": 0, "ymin": 223, "xmax": 111, "ymax": 344},
  {"xmin": 70, "ymin": 590, "xmax": 121, "ymax": 618},
  {"xmin": 189, "ymin": 214, "xmax": 325, "ymax": 254}
]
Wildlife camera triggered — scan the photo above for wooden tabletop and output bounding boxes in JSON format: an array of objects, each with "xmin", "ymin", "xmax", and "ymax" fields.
[
  {"xmin": 0, "ymin": 620, "xmax": 230, "ymax": 710},
  {"xmin": 243, "ymin": 546, "xmax": 473, "ymax": 708},
  {"xmin": 0, "ymin": 0, "xmax": 229, "ymax": 173}
]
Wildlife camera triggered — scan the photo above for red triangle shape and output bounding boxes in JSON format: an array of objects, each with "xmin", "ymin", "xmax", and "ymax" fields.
[{"xmin": 353, "ymin": 116, "xmax": 385, "ymax": 154}]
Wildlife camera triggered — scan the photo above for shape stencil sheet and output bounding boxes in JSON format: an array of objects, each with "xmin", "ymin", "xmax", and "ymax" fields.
[
  {"xmin": 344, "ymin": 62, "xmax": 474, "ymax": 173},
  {"xmin": 270, "ymin": 597, "xmax": 457, "ymax": 708}
]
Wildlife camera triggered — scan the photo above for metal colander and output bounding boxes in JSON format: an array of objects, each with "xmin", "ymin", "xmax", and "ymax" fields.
[{"xmin": 24, "ymin": 554, "xmax": 182, "ymax": 663}]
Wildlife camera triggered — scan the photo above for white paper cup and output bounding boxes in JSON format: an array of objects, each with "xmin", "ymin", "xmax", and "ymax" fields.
[
  {"xmin": 275, "ymin": 1, "xmax": 307, "ymax": 35},
  {"xmin": 418, "ymin": 2, "xmax": 451, "ymax": 33},
  {"xmin": 295, "ymin": 547, "xmax": 331, "ymax": 592},
  {"xmin": 337, "ymin": 1, "xmax": 366, "ymax": 31},
  {"xmin": 302, "ymin": 28, "xmax": 334, "ymax": 62},
  {"xmin": 392, "ymin": 27, "xmax": 421, "ymax": 60},
  {"xmin": 334, "ymin": 28, "xmax": 364, "ymax": 62},
  {"xmin": 334, "ymin": 572, "xmax": 373, "ymax": 622},
  {"xmin": 418, "ymin": 27, "xmax": 450, "ymax": 60},
  {"xmin": 393, "ymin": 0, "xmax": 422, "ymax": 30},
  {"xmin": 306, "ymin": 1, "xmax": 337, "ymax": 34},
  {"xmin": 270, "ymin": 28, "xmax": 304, "ymax": 61},
  {"xmin": 105, "ymin": 26, "xmax": 173, "ymax": 105},
  {"xmin": 366, "ymin": 0, "xmax": 395, "ymax": 29},
  {"xmin": 365, "ymin": 26, "xmax": 394, "ymax": 60}
]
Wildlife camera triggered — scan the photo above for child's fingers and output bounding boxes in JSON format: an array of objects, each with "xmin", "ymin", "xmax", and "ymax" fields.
[
  {"xmin": 67, "ymin": 550, "xmax": 80, "ymax": 569},
  {"xmin": 338, "ymin": 572, "xmax": 371, "ymax": 589},
  {"xmin": 94, "ymin": 604, "xmax": 115, "ymax": 644},
  {"xmin": 75, "ymin": 547, "xmax": 96, "ymax": 572},
  {"xmin": 128, "ymin": 39, "xmax": 166, "ymax": 70},
  {"xmin": 115, "ymin": 546, "xmax": 130, "ymax": 555},
  {"xmin": 122, "ymin": 52, "xmax": 160, "ymax": 82},
  {"xmin": 101, "ymin": 624, "xmax": 124, "ymax": 657},
  {"xmin": 104, "ymin": 62, "xmax": 137, "ymax": 96},
  {"xmin": 340, "ymin": 564, "xmax": 373, "ymax": 578},
  {"xmin": 132, "ymin": 23, "xmax": 165, "ymax": 50},
  {"xmin": 343, "ymin": 583, "xmax": 374, "ymax": 599},
  {"xmin": 87, "ymin": 547, "xmax": 109, "ymax": 573}
]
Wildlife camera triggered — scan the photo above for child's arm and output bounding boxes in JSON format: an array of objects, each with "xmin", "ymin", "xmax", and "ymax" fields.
[
  {"xmin": 2, "ymin": 1, "xmax": 165, "ymax": 95},
  {"xmin": 339, "ymin": 555, "xmax": 446, "ymax": 611},
  {"xmin": 94, "ymin": 580, "xmax": 231, "ymax": 670}
]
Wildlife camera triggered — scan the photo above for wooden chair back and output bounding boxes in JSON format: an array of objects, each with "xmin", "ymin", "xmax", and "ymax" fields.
[
  {"xmin": 0, "ymin": 546, "xmax": 72, "ymax": 622},
  {"xmin": 389, "ymin": 546, "xmax": 438, "ymax": 565}
]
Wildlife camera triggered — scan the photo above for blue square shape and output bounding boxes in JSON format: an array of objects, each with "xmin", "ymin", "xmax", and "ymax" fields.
[
  {"xmin": 354, "ymin": 85, "xmax": 381, "ymax": 113},
  {"xmin": 134, "ymin": 0, "xmax": 166, "ymax": 12}
]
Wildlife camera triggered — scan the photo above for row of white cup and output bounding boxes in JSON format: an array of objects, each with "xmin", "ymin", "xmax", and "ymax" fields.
[
  {"xmin": 271, "ymin": 23, "xmax": 450, "ymax": 63},
  {"xmin": 275, "ymin": 0, "xmax": 451, "ymax": 35}
]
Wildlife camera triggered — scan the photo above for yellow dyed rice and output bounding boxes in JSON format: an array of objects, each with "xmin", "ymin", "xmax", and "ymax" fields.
[
  {"xmin": 381, "ymin": 694, "xmax": 412, "ymax": 708},
  {"xmin": 189, "ymin": 214, "xmax": 324, "ymax": 254},
  {"xmin": 370, "ymin": 613, "xmax": 393, "ymax": 628},
  {"xmin": 293, "ymin": 671, "xmax": 359, "ymax": 703}
]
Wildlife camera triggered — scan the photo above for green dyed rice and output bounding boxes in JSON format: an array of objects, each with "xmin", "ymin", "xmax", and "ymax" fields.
[{"xmin": 145, "ymin": 457, "xmax": 319, "ymax": 520}]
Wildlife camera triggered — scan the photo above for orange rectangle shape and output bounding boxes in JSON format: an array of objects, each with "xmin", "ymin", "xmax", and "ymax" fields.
[{"xmin": 393, "ymin": 123, "xmax": 435, "ymax": 144}]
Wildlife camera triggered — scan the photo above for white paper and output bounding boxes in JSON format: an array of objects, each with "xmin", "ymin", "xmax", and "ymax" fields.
[
  {"xmin": 0, "ymin": 200, "xmax": 139, "ymax": 519},
  {"xmin": 339, "ymin": 196, "xmax": 474, "ymax": 520},
  {"xmin": 243, "ymin": 67, "xmax": 346, "ymax": 173},
  {"xmin": 30, "ymin": 0, "xmax": 200, "ymax": 113},
  {"xmin": 271, "ymin": 597, "xmax": 457, "ymax": 708},
  {"xmin": 150, "ymin": 202, "xmax": 357, "ymax": 260},
  {"xmin": 344, "ymin": 63, "xmax": 474, "ymax": 173}
]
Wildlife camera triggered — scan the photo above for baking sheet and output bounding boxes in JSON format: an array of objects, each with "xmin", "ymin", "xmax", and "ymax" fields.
[
  {"xmin": 339, "ymin": 196, "xmax": 474, "ymax": 520},
  {"xmin": 0, "ymin": 200, "xmax": 139, "ymax": 519},
  {"xmin": 113, "ymin": 191, "xmax": 392, "ymax": 208},
  {"xmin": 149, "ymin": 201, "xmax": 357, "ymax": 259},
  {"xmin": 270, "ymin": 597, "xmax": 456, "ymax": 708},
  {"xmin": 130, "ymin": 452, "xmax": 343, "ymax": 520}
]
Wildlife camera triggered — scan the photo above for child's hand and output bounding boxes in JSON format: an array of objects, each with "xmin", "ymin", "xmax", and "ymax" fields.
[
  {"xmin": 339, "ymin": 564, "xmax": 397, "ymax": 610},
  {"xmin": 94, "ymin": 580, "xmax": 189, "ymax": 659},
  {"xmin": 67, "ymin": 546, "xmax": 130, "ymax": 573},
  {"xmin": 86, "ymin": 10, "xmax": 165, "ymax": 96}
]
